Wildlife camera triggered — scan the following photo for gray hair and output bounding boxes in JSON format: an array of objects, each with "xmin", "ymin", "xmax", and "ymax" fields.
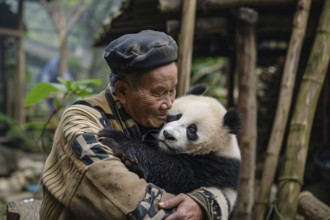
[{"xmin": 109, "ymin": 71, "xmax": 148, "ymax": 95}]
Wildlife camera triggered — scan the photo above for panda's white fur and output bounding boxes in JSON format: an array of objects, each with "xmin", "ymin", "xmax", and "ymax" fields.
[{"xmin": 159, "ymin": 95, "xmax": 241, "ymax": 159}]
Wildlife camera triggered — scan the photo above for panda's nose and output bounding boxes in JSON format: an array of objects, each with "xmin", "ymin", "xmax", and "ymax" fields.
[{"xmin": 163, "ymin": 130, "xmax": 176, "ymax": 141}]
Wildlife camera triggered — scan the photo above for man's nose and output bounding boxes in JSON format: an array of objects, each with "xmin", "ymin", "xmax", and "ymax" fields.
[{"xmin": 160, "ymin": 95, "xmax": 173, "ymax": 110}]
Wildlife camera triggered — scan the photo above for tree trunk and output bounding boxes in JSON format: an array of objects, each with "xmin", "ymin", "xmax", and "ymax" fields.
[
  {"xmin": 275, "ymin": 0, "xmax": 330, "ymax": 219},
  {"xmin": 252, "ymin": 1, "xmax": 312, "ymax": 219},
  {"xmin": 177, "ymin": 0, "xmax": 196, "ymax": 96},
  {"xmin": 15, "ymin": 0, "xmax": 25, "ymax": 124},
  {"xmin": 235, "ymin": 7, "xmax": 258, "ymax": 220},
  {"xmin": 58, "ymin": 16, "xmax": 68, "ymax": 79},
  {"xmin": 39, "ymin": 0, "xmax": 93, "ymax": 80}
]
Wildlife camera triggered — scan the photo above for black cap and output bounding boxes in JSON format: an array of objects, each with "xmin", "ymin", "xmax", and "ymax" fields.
[{"xmin": 104, "ymin": 30, "xmax": 178, "ymax": 74}]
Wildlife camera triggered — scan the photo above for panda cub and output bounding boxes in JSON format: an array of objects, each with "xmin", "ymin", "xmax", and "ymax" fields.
[{"xmin": 99, "ymin": 89, "xmax": 241, "ymax": 219}]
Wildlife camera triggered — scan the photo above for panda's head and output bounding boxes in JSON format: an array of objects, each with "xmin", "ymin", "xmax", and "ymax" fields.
[{"xmin": 158, "ymin": 95, "xmax": 241, "ymax": 158}]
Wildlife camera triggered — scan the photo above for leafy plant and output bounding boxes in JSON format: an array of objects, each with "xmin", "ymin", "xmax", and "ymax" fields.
[
  {"xmin": 191, "ymin": 57, "xmax": 228, "ymax": 102},
  {"xmin": 25, "ymin": 78, "xmax": 101, "ymax": 107},
  {"xmin": 23, "ymin": 77, "xmax": 101, "ymax": 153},
  {"xmin": 0, "ymin": 112, "xmax": 45, "ymax": 152}
]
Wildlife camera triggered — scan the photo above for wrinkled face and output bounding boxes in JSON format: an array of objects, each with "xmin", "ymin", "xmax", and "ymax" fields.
[
  {"xmin": 116, "ymin": 62, "xmax": 178, "ymax": 128},
  {"xmin": 158, "ymin": 95, "xmax": 228, "ymax": 154}
]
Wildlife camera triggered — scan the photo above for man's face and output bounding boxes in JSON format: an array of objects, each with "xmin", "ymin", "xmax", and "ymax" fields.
[{"xmin": 119, "ymin": 62, "xmax": 178, "ymax": 128}]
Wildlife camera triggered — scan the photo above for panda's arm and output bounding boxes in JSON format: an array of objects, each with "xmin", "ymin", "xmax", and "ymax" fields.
[
  {"xmin": 99, "ymin": 127, "xmax": 203, "ymax": 194},
  {"xmin": 99, "ymin": 127, "xmax": 241, "ymax": 195}
]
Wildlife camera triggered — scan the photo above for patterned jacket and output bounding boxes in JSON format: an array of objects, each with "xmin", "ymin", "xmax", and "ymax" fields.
[{"xmin": 39, "ymin": 85, "xmax": 222, "ymax": 220}]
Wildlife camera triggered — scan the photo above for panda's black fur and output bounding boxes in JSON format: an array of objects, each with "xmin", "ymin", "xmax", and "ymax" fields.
[
  {"xmin": 98, "ymin": 85, "xmax": 241, "ymax": 218},
  {"xmin": 99, "ymin": 126, "xmax": 240, "ymax": 195}
]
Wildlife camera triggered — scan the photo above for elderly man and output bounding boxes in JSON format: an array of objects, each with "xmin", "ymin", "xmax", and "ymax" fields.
[{"xmin": 40, "ymin": 30, "xmax": 222, "ymax": 220}]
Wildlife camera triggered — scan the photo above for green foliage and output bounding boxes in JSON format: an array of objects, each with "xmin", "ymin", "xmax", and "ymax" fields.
[
  {"xmin": 0, "ymin": 112, "xmax": 40, "ymax": 152},
  {"xmin": 191, "ymin": 57, "xmax": 228, "ymax": 102},
  {"xmin": 0, "ymin": 201, "xmax": 6, "ymax": 218},
  {"xmin": 24, "ymin": 82, "xmax": 63, "ymax": 107},
  {"xmin": 59, "ymin": 0, "xmax": 92, "ymax": 8},
  {"xmin": 20, "ymin": 78, "xmax": 101, "ymax": 152},
  {"xmin": 24, "ymin": 78, "xmax": 101, "ymax": 107}
]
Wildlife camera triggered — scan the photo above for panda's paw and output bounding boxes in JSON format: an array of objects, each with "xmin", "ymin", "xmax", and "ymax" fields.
[
  {"xmin": 99, "ymin": 136, "xmax": 121, "ymax": 151},
  {"xmin": 99, "ymin": 127, "xmax": 128, "ymax": 142},
  {"xmin": 98, "ymin": 127, "xmax": 128, "ymax": 150}
]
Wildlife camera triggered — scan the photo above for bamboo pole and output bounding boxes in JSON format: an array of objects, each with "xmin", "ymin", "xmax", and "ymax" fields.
[
  {"xmin": 177, "ymin": 0, "xmax": 196, "ymax": 96},
  {"xmin": 275, "ymin": 0, "xmax": 330, "ymax": 219},
  {"xmin": 252, "ymin": 1, "xmax": 312, "ymax": 219},
  {"xmin": 235, "ymin": 7, "xmax": 258, "ymax": 220},
  {"xmin": 322, "ymin": 75, "xmax": 330, "ymax": 144}
]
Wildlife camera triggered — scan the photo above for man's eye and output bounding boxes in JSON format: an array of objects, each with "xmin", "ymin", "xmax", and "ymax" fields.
[{"xmin": 152, "ymin": 88, "xmax": 165, "ymax": 96}]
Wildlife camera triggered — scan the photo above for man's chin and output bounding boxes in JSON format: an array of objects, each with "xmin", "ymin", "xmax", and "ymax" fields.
[{"xmin": 144, "ymin": 119, "xmax": 165, "ymax": 129}]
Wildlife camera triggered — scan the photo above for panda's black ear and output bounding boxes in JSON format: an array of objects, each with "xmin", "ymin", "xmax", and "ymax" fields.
[
  {"xmin": 186, "ymin": 84, "xmax": 207, "ymax": 95},
  {"xmin": 223, "ymin": 108, "xmax": 241, "ymax": 135}
]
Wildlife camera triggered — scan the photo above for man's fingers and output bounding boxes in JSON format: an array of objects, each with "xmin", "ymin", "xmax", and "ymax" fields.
[
  {"xmin": 159, "ymin": 194, "xmax": 185, "ymax": 209},
  {"xmin": 159, "ymin": 194, "xmax": 203, "ymax": 220}
]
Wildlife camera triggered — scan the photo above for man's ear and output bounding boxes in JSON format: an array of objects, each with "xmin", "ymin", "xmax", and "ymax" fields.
[
  {"xmin": 186, "ymin": 84, "xmax": 207, "ymax": 95},
  {"xmin": 115, "ymin": 80, "xmax": 127, "ymax": 105}
]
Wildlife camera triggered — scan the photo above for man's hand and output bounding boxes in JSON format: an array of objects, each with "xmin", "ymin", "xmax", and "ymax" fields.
[{"xmin": 159, "ymin": 194, "xmax": 203, "ymax": 220}]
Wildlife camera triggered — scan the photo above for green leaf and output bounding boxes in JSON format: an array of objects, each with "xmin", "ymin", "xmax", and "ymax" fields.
[
  {"xmin": 76, "ymin": 79, "xmax": 102, "ymax": 86},
  {"xmin": 49, "ymin": 82, "xmax": 67, "ymax": 92},
  {"xmin": 24, "ymin": 82, "xmax": 61, "ymax": 107}
]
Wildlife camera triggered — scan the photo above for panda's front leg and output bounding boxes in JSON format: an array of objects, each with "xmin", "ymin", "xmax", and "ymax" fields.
[{"xmin": 98, "ymin": 127, "xmax": 129, "ymax": 151}]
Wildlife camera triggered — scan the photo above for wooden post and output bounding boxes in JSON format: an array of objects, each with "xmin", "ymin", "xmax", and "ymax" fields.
[
  {"xmin": 177, "ymin": 0, "xmax": 196, "ymax": 96},
  {"xmin": 235, "ymin": 7, "xmax": 258, "ymax": 220},
  {"xmin": 275, "ymin": 0, "xmax": 330, "ymax": 219},
  {"xmin": 252, "ymin": 1, "xmax": 312, "ymax": 219},
  {"xmin": 322, "ymin": 72, "xmax": 330, "ymax": 144},
  {"xmin": 159, "ymin": 0, "xmax": 297, "ymax": 12},
  {"xmin": 15, "ymin": 0, "xmax": 25, "ymax": 124}
]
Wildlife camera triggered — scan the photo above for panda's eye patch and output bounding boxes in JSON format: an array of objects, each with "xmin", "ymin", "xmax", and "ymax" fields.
[
  {"xmin": 187, "ymin": 124, "xmax": 198, "ymax": 141},
  {"xmin": 165, "ymin": 114, "xmax": 182, "ymax": 123}
]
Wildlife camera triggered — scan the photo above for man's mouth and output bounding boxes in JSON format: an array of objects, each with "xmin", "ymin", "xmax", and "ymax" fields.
[{"xmin": 157, "ymin": 115, "xmax": 167, "ymax": 120}]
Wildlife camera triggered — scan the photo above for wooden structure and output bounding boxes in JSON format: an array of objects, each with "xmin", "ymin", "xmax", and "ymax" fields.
[
  {"xmin": 235, "ymin": 7, "xmax": 258, "ymax": 219},
  {"xmin": 0, "ymin": 0, "xmax": 25, "ymax": 124},
  {"xmin": 253, "ymin": 0, "xmax": 313, "ymax": 219},
  {"xmin": 275, "ymin": 1, "xmax": 330, "ymax": 218},
  {"xmin": 93, "ymin": 0, "xmax": 323, "ymax": 59}
]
